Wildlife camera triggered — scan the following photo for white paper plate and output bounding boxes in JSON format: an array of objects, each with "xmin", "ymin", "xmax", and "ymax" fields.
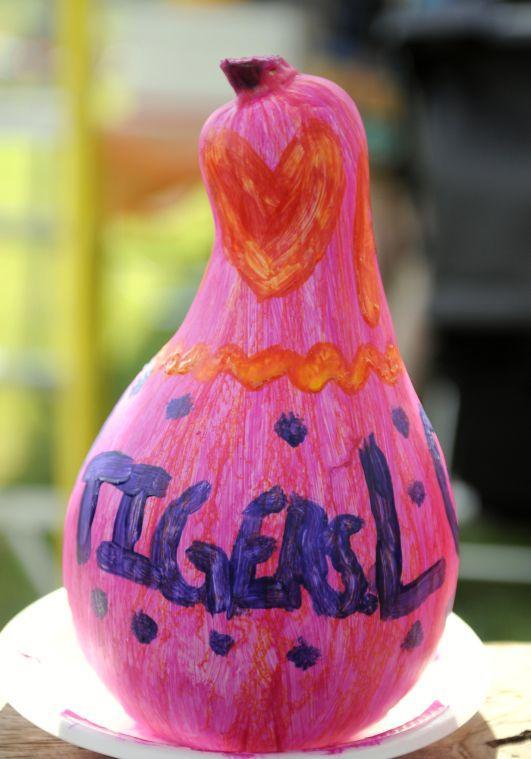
[{"xmin": 0, "ymin": 589, "xmax": 487, "ymax": 759}]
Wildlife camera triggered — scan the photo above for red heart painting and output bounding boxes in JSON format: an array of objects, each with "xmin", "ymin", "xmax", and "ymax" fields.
[{"xmin": 202, "ymin": 119, "xmax": 346, "ymax": 299}]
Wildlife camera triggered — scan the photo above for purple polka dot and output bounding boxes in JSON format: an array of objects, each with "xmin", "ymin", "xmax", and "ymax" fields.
[
  {"xmin": 132, "ymin": 611, "xmax": 158, "ymax": 644},
  {"xmin": 274, "ymin": 412, "xmax": 308, "ymax": 448},
  {"xmin": 392, "ymin": 407, "xmax": 410, "ymax": 438},
  {"xmin": 166, "ymin": 394, "xmax": 193, "ymax": 420},
  {"xmin": 91, "ymin": 588, "xmax": 108, "ymax": 619},
  {"xmin": 401, "ymin": 621, "xmax": 424, "ymax": 651},
  {"xmin": 287, "ymin": 638, "xmax": 321, "ymax": 670},
  {"xmin": 408, "ymin": 480, "xmax": 426, "ymax": 507},
  {"xmin": 209, "ymin": 630, "xmax": 235, "ymax": 656}
]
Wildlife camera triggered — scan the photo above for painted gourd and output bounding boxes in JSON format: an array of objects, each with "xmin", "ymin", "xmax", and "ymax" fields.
[{"xmin": 63, "ymin": 56, "xmax": 459, "ymax": 753}]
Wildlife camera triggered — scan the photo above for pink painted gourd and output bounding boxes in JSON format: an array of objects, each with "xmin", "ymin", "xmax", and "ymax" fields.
[{"xmin": 63, "ymin": 56, "xmax": 459, "ymax": 753}]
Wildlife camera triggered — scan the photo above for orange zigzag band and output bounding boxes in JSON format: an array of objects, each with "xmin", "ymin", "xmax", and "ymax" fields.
[{"xmin": 161, "ymin": 342, "xmax": 403, "ymax": 394}]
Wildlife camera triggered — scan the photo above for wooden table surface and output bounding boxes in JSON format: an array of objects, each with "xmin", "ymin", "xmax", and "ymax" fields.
[{"xmin": 1, "ymin": 643, "xmax": 529, "ymax": 758}]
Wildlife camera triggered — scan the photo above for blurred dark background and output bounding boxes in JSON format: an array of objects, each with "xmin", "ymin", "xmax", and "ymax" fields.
[{"xmin": 0, "ymin": 0, "xmax": 529, "ymax": 641}]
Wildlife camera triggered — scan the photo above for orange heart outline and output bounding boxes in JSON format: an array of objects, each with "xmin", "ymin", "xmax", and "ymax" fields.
[{"xmin": 202, "ymin": 119, "xmax": 346, "ymax": 299}]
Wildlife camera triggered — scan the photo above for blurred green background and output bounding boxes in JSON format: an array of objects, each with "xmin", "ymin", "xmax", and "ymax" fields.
[{"xmin": 0, "ymin": 0, "xmax": 530, "ymax": 643}]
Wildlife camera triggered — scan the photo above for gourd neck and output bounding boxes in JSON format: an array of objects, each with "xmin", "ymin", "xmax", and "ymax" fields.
[
  {"xmin": 163, "ymin": 59, "xmax": 398, "ymax": 373},
  {"xmin": 157, "ymin": 59, "xmax": 402, "ymax": 395}
]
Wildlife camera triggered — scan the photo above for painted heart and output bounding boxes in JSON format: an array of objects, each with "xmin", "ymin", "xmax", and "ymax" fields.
[{"xmin": 202, "ymin": 119, "xmax": 346, "ymax": 299}]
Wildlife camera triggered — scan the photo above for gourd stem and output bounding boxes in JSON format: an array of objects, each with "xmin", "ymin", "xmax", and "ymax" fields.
[{"xmin": 221, "ymin": 56, "xmax": 297, "ymax": 95}]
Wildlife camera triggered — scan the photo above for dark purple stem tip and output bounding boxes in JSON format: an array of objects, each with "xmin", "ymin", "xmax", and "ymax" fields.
[{"xmin": 220, "ymin": 56, "xmax": 296, "ymax": 95}]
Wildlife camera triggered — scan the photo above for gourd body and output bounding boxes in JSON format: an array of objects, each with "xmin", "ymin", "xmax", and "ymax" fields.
[{"xmin": 63, "ymin": 58, "xmax": 459, "ymax": 753}]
